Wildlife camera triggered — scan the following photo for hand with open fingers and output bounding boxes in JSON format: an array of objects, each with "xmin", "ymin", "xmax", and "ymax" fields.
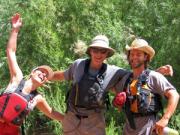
[
  {"xmin": 155, "ymin": 117, "xmax": 169, "ymax": 135},
  {"xmin": 11, "ymin": 13, "xmax": 22, "ymax": 30},
  {"xmin": 156, "ymin": 65, "xmax": 173, "ymax": 76}
]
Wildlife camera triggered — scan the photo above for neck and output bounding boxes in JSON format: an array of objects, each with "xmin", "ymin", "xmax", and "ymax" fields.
[
  {"xmin": 23, "ymin": 79, "xmax": 37, "ymax": 94},
  {"xmin": 90, "ymin": 61, "xmax": 103, "ymax": 70},
  {"xmin": 132, "ymin": 66, "xmax": 145, "ymax": 79}
]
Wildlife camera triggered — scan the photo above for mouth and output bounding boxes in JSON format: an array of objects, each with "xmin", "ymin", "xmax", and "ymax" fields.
[{"xmin": 38, "ymin": 74, "xmax": 44, "ymax": 81}]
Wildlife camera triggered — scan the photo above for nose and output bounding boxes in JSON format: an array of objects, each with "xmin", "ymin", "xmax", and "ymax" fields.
[{"xmin": 96, "ymin": 51, "xmax": 103, "ymax": 56}]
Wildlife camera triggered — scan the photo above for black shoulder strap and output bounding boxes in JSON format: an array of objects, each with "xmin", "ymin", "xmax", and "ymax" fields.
[
  {"xmin": 15, "ymin": 79, "xmax": 25, "ymax": 93},
  {"xmin": 123, "ymin": 73, "xmax": 133, "ymax": 92},
  {"xmin": 84, "ymin": 59, "xmax": 107, "ymax": 77},
  {"xmin": 138, "ymin": 69, "xmax": 151, "ymax": 85},
  {"xmin": 123, "ymin": 72, "xmax": 136, "ymax": 129},
  {"xmin": 15, "ymin": 79, "xmax": 38, "ymax": 101},
  {"xmin": 98, "ymin": 63, "xmax": 107, "ymax": 78},
  {"xmin": 84, "ymin": 59, "xmax": 91, "ymax": 73}
]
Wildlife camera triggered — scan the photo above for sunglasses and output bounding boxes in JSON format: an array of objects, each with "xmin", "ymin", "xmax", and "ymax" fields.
[{"xmin": 91, "ymin": 48, "xmax": 108, "ymax": 54}]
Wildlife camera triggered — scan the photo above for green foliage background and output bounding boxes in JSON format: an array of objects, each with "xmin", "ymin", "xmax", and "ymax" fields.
[{"xmin": 0, "ymin": 0, "xmax": 179, "ymax": 134}]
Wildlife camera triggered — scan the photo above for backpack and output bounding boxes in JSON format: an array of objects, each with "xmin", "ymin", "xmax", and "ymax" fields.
[
  {"xmin": 66, "ymin": 59, "xmax": 110, "ymax": 110},
  {"xmin": 0, "ymin": 79, "xmax": 37, "ymax": 126},
  {"xmin": 123, "ymin": 69, "xmax": 162, "ymax": 129}
]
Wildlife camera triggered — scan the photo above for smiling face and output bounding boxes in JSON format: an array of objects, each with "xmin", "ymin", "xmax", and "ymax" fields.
[
  {"xmin": 31, "ymin": 69, "xmax": 48, "ymax": 85},
  {"xmin": 89, "ymin": 47, "xmax": 109, "ymax": 68},
  {"xmin": 128, "ymin": 49, "xmax": 148, "ymax": 69}
]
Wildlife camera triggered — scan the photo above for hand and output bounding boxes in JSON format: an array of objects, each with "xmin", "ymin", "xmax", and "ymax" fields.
[
  {"xmin": 154, "ymin": 117, "xmax": 169, "ymax": 135},
  {"xmin": 11, "ymin": 13, "xmax": 22, "ymax": 30},
  {"xmin": 156, "ymin": 65, "xmax": 173, "ymax": 76},
  {"xmin": 113, "ymin": 92, "xmax": 126, "ymax": 108}
]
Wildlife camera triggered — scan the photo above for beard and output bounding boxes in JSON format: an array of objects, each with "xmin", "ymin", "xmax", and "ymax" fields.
[{"xmin": 129, "ymin": 60, "xmax": 145, "ymax": 69}]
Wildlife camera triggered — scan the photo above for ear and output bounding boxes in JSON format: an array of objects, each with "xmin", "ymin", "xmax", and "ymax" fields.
[{"xmin": 144, "ymin": 54, "xmax": 149, "ymax": 61}]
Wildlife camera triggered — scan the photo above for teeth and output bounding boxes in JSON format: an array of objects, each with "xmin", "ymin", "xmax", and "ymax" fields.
[{"xmin": 38, "ymin": 75, "xmax": 43, "ymax": 81}]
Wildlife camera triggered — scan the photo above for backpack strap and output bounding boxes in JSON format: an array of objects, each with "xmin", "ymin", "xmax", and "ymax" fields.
[
  {"xmin": 84, "ymin": 59, "xmax": 107, "ymax": 77},
  {"xmin": 84, "ymin": 59, "xmax": 90, "ymax": 74},
  {"xmin": 85, "ymin": 59, "xmax": 108, "ymax": 110},
  {"xmin": 0, "ymin": 94, "xmax": 11, "ymax": 118},
  {"xmin": 138, "ymin": 69, "xmax": 150, "ymax": 85},
  {"xmin": 84, "ymin": 59, "xmax": 107, "ymax": 87},
  {"xmin": 14, "ymin": 79, "xmax": 25, "ymax": 93},
  {"xmin": 15, "ymin": 79, "xmax": 38, "ymax": 101},
  {"xmin": 123, "ymin": 73, "xmax": 137, "ymax": 129}
]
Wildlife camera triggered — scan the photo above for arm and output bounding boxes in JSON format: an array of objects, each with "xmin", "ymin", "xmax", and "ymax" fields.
[
  {"xmin": 35, "ymin": 95, "xmax": 64, "ymax": 122},
  {"xmin": 6, "ymin": 13, "xmax": 23, "ymax": 86},
  {"xmin": 156, "ymin": 65, "xmax": 173, "ymax": 76},
  {"xmin": 155, "ymin": 90, "xmax": 179, "ymax": 134},
  {"xmin": 51, "ymin": 71, "xmax": 65, "ymax": 81}
]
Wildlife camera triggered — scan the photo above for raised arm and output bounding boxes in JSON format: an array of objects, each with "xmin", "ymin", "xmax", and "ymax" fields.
[
  {"xmin": 35, "ymin": 95, "xmax": 64, "ymax": 122},
  {"xmin": 6, "ymin": 13, "xmax": 23, "ymax": 85}
]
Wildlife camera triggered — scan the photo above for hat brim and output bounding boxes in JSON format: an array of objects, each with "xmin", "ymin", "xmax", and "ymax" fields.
[
  {"xmin": 125, "ymin": 45, "xmax": 155, "ymax": 60},
  {"xmin": 35, "ymin": 65, "xmax": 54, "ymax": 80},
  {"xmin": 86, "ymin": 43, "xmax": 115, "ymax": 58}
]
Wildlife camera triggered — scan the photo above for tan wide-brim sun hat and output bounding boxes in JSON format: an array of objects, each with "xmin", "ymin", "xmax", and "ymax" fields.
[
  {"xmin": 33, "ymin": 65, "xmax": 54, "ymax": 80},
  {"xmin": 86, "ymin": 35, "xmax": 115, "ymax": 58},
  {"xmin": 125, "ymin": 38, "xmax": 155, "ymax": 60}
]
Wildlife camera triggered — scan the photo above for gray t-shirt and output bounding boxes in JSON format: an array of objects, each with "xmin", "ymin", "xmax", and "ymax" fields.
[
  {"xmin": 64, "ymin": 58, "xmax": 129, "ymax": 114},
  {"xmin": 117, "ymin": 70, "xmax": 176, "ymax": 135},
  {"xmin": 64, "ymin": 58, "xmax": 129, "ymax": 91}
]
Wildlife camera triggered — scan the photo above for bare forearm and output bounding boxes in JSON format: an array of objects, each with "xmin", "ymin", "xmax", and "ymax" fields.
[
  {"xmin": 50, "ymin": 109, "xmax": 64, "ymax": 122},
  {"xmin": 42, "ymin": 107, "xmax": 64, "ymax": 122},
  {"xmin": 7, "ymin": 28, "xmax": 19, "ymax": 52},
  {"xmin": 51, "ymin": 71, "xmax": 65, "ymax": 81},
  {"xmin": 155, "ymin": 90, "xmax": 179, "ymax": 133},
  {"xmin": 162, "ymin": 90, "xmax": 179, "ymax": 120},
  {"xmin": 36, "ymin": 97, "xmax": 64, "ymax": 122}
]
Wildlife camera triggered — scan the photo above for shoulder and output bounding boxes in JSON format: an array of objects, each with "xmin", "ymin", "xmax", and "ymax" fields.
[
  {"xmin": 148, "ymin": 70, "xmax": 176, "ymax": 93},
  {"xmin": 107, "ymin": 64, "xmax": 127, "ymax": 72},
  {"xmin": 74, "ymin": 58, "xmax": 86, "ymax": 64},
  {"xmin": 70, "ymin": 58, "xmax": 86, "ymax": 68},
  {"xmin": 148, "ymin": 70, "xmax": 166, "ymax": 80},
  {"xmin": 107, "ymin": 65, "xmax": 129, "ymax": 76},
  {"xmin": 148, "ymin": 70, "xmax": 170, "ymax": 85},
  {"xmin": 105, "ymin": 64, "xmax": 130, "ymax": 82},
  {"xmin": 5, "ymin": 79, "xmax": 25, "ymax": 93}
]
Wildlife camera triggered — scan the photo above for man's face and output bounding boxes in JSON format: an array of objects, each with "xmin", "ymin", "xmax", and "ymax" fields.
[
  {"xmin": 89, "ymin": 47, "xmax": 109, "ymax": 66},
  {"xmin": 129, "ymin": 49, "xmax": 147, "ymax": 69}
]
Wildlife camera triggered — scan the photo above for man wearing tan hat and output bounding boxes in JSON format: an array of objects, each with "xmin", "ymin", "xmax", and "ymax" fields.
[
  {"xmin": 115, "ymin": 38, "xmax": 179, "ymax": 135},
  {"xmin": 52, "ymin": 34, "xmax": 131, "ymax": 135},
  {"xmin": 52, "ymin": 35, "xmax": 173, "ymax": 135}
]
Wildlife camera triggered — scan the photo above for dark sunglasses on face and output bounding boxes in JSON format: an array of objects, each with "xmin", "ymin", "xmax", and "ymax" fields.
[{"xmin": 91, "ymin": 48, "xmax": 108, "ymax": 54}]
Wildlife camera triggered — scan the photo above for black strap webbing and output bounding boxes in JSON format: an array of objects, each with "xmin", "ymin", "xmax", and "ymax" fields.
[
  {"xmin": 84, "ymin": 59, "xmax": 107, "ymax": 78},
  {"xmin": 123, "ymin": 73, "xmax": 136, "ymax": 129},
  {"xmin": 0, "ymin": 94, "xmax": 10, "ymax": 117},
  {"xmin": 15, "ymin": 79, "xmax": 25, "ymax": 94},
  {"xmin": 15, "ymin": 79, "xmax": 38, "ymax": 101}
]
